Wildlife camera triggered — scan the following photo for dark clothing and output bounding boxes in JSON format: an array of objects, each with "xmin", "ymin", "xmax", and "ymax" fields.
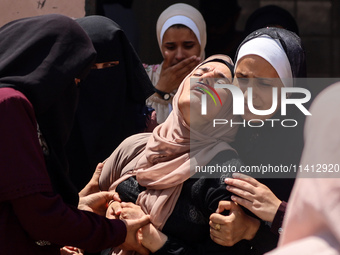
[
  {"xmin": 231, "ymin": 108, "xmax": 307, "ymax": 253},
  {"xmin": 0, "ymin": 88, "xmax": 126, "ymax": 254},
  {"xmin": 67, "ymin": 16, "xmax": 154, "ymax": 191},
  {"xmin": 0, "ymin": 14, "xmax": 127, "ymax": 254},
  {"xmin": 96, "ymin": 0, "xmax": 134, "ymax": 15},
  {"xmin": 0, "ymin": 14, "xmax": 97, "ymax": 206},
  {"xmin": 115, "ymin": 150, "xmax": 273, "ymax": 255}
]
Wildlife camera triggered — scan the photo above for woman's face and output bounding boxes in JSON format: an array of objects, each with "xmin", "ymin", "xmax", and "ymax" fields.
[
  {"xmin": 178, "ymin": 61, "xmax": 233, "ymax": 127},
  {"xmin": 234, "ymin": 55, "xmax": 284, "ymax": 121},
  {"xmin": 161, "ymin": 26, "xmax": 201, "ymax": 66}
]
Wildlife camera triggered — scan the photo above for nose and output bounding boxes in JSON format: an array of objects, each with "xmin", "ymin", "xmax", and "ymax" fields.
[
  {"xmin": 175, "ymin": 47, "xmax": 186, "ymax": 62},
  {"xmin": 247, "ymin": 84, "xmax": 258, "ymax": 101}
]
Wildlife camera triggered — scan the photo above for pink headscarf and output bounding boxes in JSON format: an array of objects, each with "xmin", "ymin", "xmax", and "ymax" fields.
[{"xmin": 100, "ymin": 55, "xmax": 240, "ymax": 230}]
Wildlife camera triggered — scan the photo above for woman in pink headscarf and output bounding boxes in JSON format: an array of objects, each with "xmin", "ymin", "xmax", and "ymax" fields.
[{"xmin": 98, "ymin": 55, "xmax": 251, "ymax": 254}]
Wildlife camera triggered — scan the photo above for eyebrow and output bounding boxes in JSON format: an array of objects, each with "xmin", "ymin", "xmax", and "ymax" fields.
[
  {"xmin": 164, "ymin": 40, "xmax": 195, "ymax": 45},
  {"xmin": 257, "ymin": 78, "xmax": 272, "ymax": 83},
  {"xmin": 198, "ymin": 67, "xmax": 227, "ymax": 78},
  {"xmin": 236, "ymin": 72, "xmax": 274, "ymax": 82}
]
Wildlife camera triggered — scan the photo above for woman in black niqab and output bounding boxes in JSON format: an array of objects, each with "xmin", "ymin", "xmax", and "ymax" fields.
[
  {"xmin": 0, "ymin": 13, "xmax": 97, "ymax": 206},
  {"xmin": 67, "ymin": 15, "xmax": 155, "ymax": 191}
]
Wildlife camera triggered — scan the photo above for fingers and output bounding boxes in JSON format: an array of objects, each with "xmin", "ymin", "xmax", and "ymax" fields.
[
  {"xmin": 225, "ymin": 177, "xmax": 256, "ymax": 198},
  {"xmin": 90, "ymin": 162, "xmax": 104, "ymax": 184},
  {"xmin": 79, "ymin": 162, "xmax": 105, "ymax": 197},
  {"xmin": 171, "ymin": 56, "xmax": 200, "ymax": 75},
  {"xmin": 230, "ymin": 195, "xmax": 253, "ymax": 211},
  {"xmin": 94, "ymin": 162, "xmax": 104, "ymax": 175},
  {"xmin": 134, "ymin": 215, "xmax": 151, "ymax": 229},
  {"xmin": 120, "ymin": 202, "xmax": 140, "ymax": 209},
  {"xmin": 232, "ymin": 173, "xmax": 259, "ymax": 186},
  {"xmin": 215, "ymin": 200, "xmax": 233, "ymax": 213},
  {"xmin": 209, "ymin": 213, "xmax": 227, "ymax": 226},
  {"xmin": 94, "ymin": 191, "xmax": 117, "ymax": 204},
  {"xmin": 113, "ymin": 192, "xmax": 121, "ymax": 202},
  {"xmin": 162, "ymin": 51, "xmax": 171, "ymax": 69},
  {"xmin": 162, "ymin": 54, "xmax": 200, "ymax": 74},
  {"xmin": 107, "ymin": 201, "xmax": 122, "ymax": 218}
]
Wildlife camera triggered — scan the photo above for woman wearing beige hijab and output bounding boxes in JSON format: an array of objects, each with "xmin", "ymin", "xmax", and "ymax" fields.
[
  {"xmin": 98, "ymin": 55, "xmax": 252, "ymax": 254},
  {"xmin": 266, "ymin": 82, "xmax": 340, "ymax": 255},
  {"xmin": 144, "ymin": 3, "xmax": 206, "ymax": 124}
]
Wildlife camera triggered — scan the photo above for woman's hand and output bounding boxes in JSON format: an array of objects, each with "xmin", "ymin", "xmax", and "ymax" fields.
[
  {"xmin": 79, "ymin": 162, "xmax": 104, "ymax": 197},
  {"xmin": 156, "ymin": 52, "xmax": 201, "ymax": 93},
  {"xmin": 120, "ymin": 202, "xmax": 147, "ymax": 220},
  {"xmin": 78, "ymin": 191, "xmax": 118, "ymax": 216},
  {"xmin": 120, "ymin": 215, "xmax": 151, "ymax": 255},
  {"xmin": 106, "ymin": 200, "xmax": 123, "ymax": 219},
  {"xmin": 209, "ymin": 201, "xmax": 260, "ymax": 246},
  {"xmin": 117, "ymin": 203, "xmax": 151, "ymax": 255},
  {"xmin": 115, "ymin": 203, "xmax": 167, "ymax": 253},
  {"xmin": 60, "ymin": 246, "xmax": 84, "ymax": 255},
  {"xmin": 225, "ymin": 173, "xmax": 281, "ymax": 222}
]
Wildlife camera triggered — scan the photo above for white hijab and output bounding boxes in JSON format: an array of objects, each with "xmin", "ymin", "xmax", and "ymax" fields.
[
  {"xmin": 156, "ymin": 3, "xmax": 206, "ymax": 60},
  {"xmin": 235, "ymin": 35, "xmax": 293, "ymax": 87}
]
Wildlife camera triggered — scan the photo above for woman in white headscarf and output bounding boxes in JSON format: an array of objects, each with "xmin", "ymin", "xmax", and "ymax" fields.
[
  {"xmin": 144, "ymin": 3, "xmax": 206, "ymax": 124},
  {"xmin": 209, "ymin": 27, "xmax": 309, "ymax": 254}
]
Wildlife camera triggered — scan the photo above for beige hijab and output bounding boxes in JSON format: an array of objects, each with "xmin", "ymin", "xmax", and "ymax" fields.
[
  {"xmin": 267, "ymin": 82, "xmax": 340, "ymax": 255},
  {"xmin": 156, "ymin": 3, "xmax": 206, "ymax": 60},
  {"xmin": 99, "ymin": 55, "xmax": 239, "ymax": 231}
]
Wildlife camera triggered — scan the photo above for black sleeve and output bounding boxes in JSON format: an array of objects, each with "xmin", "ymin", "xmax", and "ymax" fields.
[
  {"xmin": 248, "ymin": 221, "xmax": 279, "ymax": 255},
  {"xmin": 153, "ymin": 236, "xmax": 249, "ymax": 255}
]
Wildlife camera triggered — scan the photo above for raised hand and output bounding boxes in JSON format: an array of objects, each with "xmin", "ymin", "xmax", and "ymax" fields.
[
  {"xmin": 225, "ymin": 173, "xmax": 281, "ymax": 222},
  {"xmin": 156, "ymin": 52, "xmax": 201, "ymax": 93}
]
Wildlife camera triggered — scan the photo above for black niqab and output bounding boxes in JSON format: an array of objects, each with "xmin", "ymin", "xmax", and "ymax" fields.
[
  {"xmin": 0, "ymin": 14, "xmax": 97, "ymax": 205},
  {"xmin": 67, "ymin": 15, "xmax": 154, "ymax": 190}
]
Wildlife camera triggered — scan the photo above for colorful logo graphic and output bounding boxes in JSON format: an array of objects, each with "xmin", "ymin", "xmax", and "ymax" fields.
[
  {"xmin": 196, "ymin": 81, "xmax": 223, "ymax": 115},
  {"xmin": 196, "ymin": 81, "xmax": 223, "ymax": 106}
]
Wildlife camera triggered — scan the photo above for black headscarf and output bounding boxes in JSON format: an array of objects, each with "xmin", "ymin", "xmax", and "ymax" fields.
[
  {"xmin": 0, "ymin": 14, "xmax": 97, "ymax": 206},
  {"xmin": 245, "ymin": 5, "xmax": 299, "ymax": 36},
  {"xmin": 67, "ymin": 15, "xmax": 154, "ymax": 190}
]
